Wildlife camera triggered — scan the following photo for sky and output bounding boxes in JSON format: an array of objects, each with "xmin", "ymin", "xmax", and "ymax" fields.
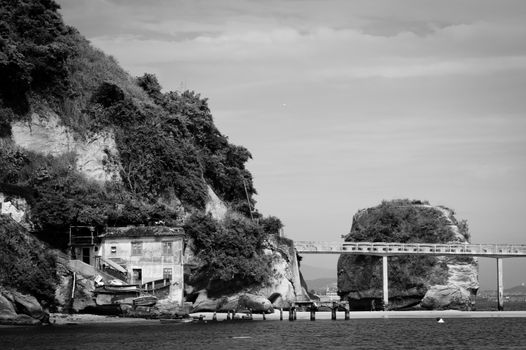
[{"xmin": 57, "ymin": 0, "xmax": 526, "ymax": 289}]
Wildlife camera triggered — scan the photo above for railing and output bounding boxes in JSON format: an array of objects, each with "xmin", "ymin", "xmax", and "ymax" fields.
[
  {"xmin": 142, "ymin": 278, "xmax": 171, "ymax": 293},
  {"xmin": 294, "ymin": 241, "xmax": 526, "ymax": 257},
  {"xmin": 69, "ymin": 235, "xmax": 94, "ymax": 245},
  {"xmin": 94, "ymin": 256, "xmax": 128, "ymax": 281}
]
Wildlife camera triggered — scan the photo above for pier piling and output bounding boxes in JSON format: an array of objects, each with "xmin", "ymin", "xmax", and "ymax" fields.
[
  {"xmin": 497, "ymin": 258, "xmax": 504, "ymax": 311},
  {"xmin": 383, "ymin": 255, "xmax": 389, "ymax": 311}
]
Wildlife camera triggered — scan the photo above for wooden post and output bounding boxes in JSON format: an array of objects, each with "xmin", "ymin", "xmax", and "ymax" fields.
[
  {"xmin": 280, "ymin": 308, "xmax": 283, "ymax": 321},
  {"xmin": 382, "ymin": 255, "xmax": 389, "ymax": 310},
  {"xmin": 227, "ymin": 311, "xmax": 231, "ymax": 320},
  {"xmin": 213, "ymin": 312, "xmax": 217, "ymax": 321},
  {"xmin": 344, "ymin": 303, "xmax": 350, "ymax": 320},
  {"xmin": 497, "ymin": 258, "xmax": 504, "ymax": 311},
  {"xmin": 331, "ymin": 302, "xmax": 337, "ymax": 320},
  {"xmin": 288, "ymin": 307, "xmax": 294, "ymax": 321},
  {"xmin": 310, "ymin": 308, "xmax": 316, "ymax": 321},
  {"xmin": 262, "ymin": 312, "xmax": 266, "ymax": 320},
  {"xmin": 293, "ymin": 307, "xmax": 297, "ymax": 320}
]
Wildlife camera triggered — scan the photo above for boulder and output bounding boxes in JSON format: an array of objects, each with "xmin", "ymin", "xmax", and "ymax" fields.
[
  {"xmin": 9, "ymin": 291, "xmax": 47, "ymax": 321},
  {"xmin": 0, "ymin": 291, "xmax": 44, "ymax": 325},
  {"xmin": 0, "ymin": 293, "xmax": 18, "ymax": 322},
  {"xmin": 191, "ymin": 291, "xmax": 273, "ymax": 314},
  {"xmin": 420, "ymin": 284, "xmax": 472, "ymax": 310}
]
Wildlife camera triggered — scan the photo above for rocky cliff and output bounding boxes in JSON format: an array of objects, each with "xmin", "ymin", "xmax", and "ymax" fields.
[
  {"xmin": 337, "ymin": 200, "xmax": 479, "ymax": 310},
  {"xmin": 0, "ymin": 0, "xmax": 306, "ymax": 317}
]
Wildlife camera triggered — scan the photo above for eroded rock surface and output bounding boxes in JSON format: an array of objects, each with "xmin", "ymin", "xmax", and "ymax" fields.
[{"xmin": 11, "ymin": 111, "xmax": 121, "ymax": 183}]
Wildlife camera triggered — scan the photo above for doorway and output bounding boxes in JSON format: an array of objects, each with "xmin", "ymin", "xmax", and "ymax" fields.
[
  {"xmin": 132, "ymin": 268, "xmax": 142, "ymax": 285},
  {"xmin": 82, "ymin": 247, "xmax": 91, "ymax": 265}
]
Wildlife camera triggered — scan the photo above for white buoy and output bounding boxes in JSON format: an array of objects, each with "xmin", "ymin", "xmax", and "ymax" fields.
[{"xmin": 436, "ymin": 317, "xmax": 445, "ymax": 323}]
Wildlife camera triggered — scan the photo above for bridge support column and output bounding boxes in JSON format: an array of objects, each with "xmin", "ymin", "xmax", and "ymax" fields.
[
  {"xmin": 382, "ymin": 255, "xmax": 388, "ymax": 310},
  {"xmin": 497, "ymin": 258, "xmax": 504, "ymax": 311}
]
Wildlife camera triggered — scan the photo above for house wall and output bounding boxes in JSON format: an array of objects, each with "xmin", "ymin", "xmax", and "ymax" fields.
[{"xmin": 99, "ymin": 236, "xmax": 184, "ymax": 305}]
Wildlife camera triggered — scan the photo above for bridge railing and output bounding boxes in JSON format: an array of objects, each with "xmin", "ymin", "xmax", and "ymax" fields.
[{"xmin": 294, "ymin": 241, "xmax": 526, "ymax": 257}]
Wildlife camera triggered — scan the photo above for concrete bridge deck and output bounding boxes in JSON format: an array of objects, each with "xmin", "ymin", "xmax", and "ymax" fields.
[
  {"xmin": 294, "ymin": 241, "xmax": 526, "ymax": 257},
  {"xmin": 295, "ymin": 240, "xmax": 526, "ymax": 311}
]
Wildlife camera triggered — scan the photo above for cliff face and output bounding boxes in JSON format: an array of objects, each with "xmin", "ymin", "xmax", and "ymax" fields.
[
  {"xmin": 0, "ymin": 0, "xmax": 301, "ymax": 311},
  {"xmin": 337, "ymin": 200, "xmax": 479, "ymax": 310},
  {"xmin": 11, "ymin": 111, "xmax": 121, "ymax": 183},
  {"xmin": 189, "ymin": 236, "xmax": 309, "ymax": 312}
]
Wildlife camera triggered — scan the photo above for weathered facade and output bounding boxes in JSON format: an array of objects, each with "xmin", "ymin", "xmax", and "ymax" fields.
[{"xmin": 70, "ymin": 226, "xmax": 185, "ymax": 305}]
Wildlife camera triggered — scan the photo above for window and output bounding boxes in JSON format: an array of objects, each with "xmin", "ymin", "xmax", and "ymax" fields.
[
  {"xmin": 131, "ymin": 241, "xmax": 142, "ymax": 256},
  {"xmin": 110, "ymin": 246, "xmax": 117, "ymax": 254},
  {"xmin": 163, "ymin": 268, "xmax": 172, "ymax": 281},
  {"xmin": 162, "ymin": 241, "xmax": 173, "ymax": 255}
]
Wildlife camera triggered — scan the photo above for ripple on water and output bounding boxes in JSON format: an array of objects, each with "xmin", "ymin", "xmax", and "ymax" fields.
[{"xmin": 1, "ymin": 318, "xmax": 526, "ymax": 349}]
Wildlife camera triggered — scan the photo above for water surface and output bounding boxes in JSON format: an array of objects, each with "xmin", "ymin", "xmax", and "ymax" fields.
[{"xmin": 2, "ymin": 318, "xmax": 526, "ymax": 349}]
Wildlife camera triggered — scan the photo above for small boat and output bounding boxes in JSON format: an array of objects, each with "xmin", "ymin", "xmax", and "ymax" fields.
[
  {"xmin": 133, "ymin": 295, "xmax": 158, "ymax": 307},
  {"xmin": 159, "ymin": 318, "xmax": 194, "ymax": 324}
]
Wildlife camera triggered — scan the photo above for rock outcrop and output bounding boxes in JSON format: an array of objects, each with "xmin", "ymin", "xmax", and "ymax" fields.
[
  {"xmin": 11, "ymin": 111, "xmax": 121, "ymax": 183},
  {"xmin": 191, "ymin": 292, "xmax": 273, "ymax": 313},
  {"xmin": 0, "ymin": 192, "xmax": 32, "ymax": 230},
  {"xmin": 337, "ymin": 200, "xmax": 479, "ymax": 310},
  {"xmin": 0, "ymin": 289, "xmax": 48, "ymax": 325},
  {"xmin": 184, "ymin": 235, "xmax": 309, "ymax": 311}
]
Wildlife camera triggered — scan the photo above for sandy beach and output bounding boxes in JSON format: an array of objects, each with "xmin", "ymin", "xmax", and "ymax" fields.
[{"xmin": 47, "ymin": 310, "xmax": 526, "ymax": 325}]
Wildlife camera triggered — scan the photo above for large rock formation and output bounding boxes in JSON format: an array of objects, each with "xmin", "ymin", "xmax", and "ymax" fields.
[
  {"xmin": 337, "ymin": 200, "xmax": 479, "ymax": 310},
  {"xmin": 184, "ymin": 235, "xmax": 309, "ymax": 311}
]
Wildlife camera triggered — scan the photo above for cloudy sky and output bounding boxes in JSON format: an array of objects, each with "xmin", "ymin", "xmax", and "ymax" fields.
[{"xmin": 57, "ymin": 0, "xmax": 526, "ymax": 289}]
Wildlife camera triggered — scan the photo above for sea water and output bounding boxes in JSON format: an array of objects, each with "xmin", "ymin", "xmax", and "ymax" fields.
[{"xmin": 1, "ymin": 318, "xmax": 526, "ymax": 349}]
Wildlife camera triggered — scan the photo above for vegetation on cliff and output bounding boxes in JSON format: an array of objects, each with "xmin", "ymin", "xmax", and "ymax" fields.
[
  {"xmin": 0, "ymin": 0, "xmax": 279, "ymax": 295},
  {"xmin": 184, "ymin": 213, "xmax": 275, "ymax": 297},
  {"xmin": 0, "ymin": 216, "xmax": 57, "ymax": 304},
  {"xmin": 347, "ymin": 199, "xmax": 470, "ymax": 243},
  {"xmin": 1, "ymin": 2, "xmax": 256, "ymax": 226}
]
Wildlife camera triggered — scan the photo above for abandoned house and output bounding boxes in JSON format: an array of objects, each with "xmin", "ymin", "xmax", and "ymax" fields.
[{"xmin": 69, "ymin": 225, "xmax": 185, "ymax": 304}]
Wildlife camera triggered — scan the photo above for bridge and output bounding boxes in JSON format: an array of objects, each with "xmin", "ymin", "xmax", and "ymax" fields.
[{"xmin": 295, "ymin": 241, "xmax": 526, "ymax": 311}]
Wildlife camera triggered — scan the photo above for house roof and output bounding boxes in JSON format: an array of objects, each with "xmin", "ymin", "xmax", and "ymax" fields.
[{"xmin": 101, "ymin": 226, "xmax": 185, "ymax": 238}]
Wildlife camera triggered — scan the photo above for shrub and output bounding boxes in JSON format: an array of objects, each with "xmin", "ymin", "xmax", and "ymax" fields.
[
  {"xmin": 184, "ymin": 212, "xmax": 272, "ymax": 296},
  {"xmin": 0, "ymin": 216, "xmax": 58, "ymax": 305},
  {"xmin": 350, "ymin": 200, "xmax": 455, "ymax": 243}
]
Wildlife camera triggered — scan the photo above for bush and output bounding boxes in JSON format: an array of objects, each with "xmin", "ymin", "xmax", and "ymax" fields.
[
  {"xmin": 184, "ymin": 212, "xmax": 272, "ymax": 296},
  {"xmin": 350, "ymin": 200, "xmax": 456, "ymax": 243},
  {"xmin": 0, "ymin": 216, "xmax": 58, "ymax": 305}
]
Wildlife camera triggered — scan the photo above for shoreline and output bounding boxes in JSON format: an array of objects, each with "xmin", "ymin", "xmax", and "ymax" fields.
[{"xmin": 44, "ymin": 310, "xmax": 526, "ymax": 325}]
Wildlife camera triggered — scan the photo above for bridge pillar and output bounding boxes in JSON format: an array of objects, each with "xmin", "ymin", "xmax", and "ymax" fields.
[
  {"xmin": 382, "ymin": 255, "xmax": 388, "ymax": 310},
  {"xmin": 497, "ymin": 258, "xmax": 504, "ymax": 311}
]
